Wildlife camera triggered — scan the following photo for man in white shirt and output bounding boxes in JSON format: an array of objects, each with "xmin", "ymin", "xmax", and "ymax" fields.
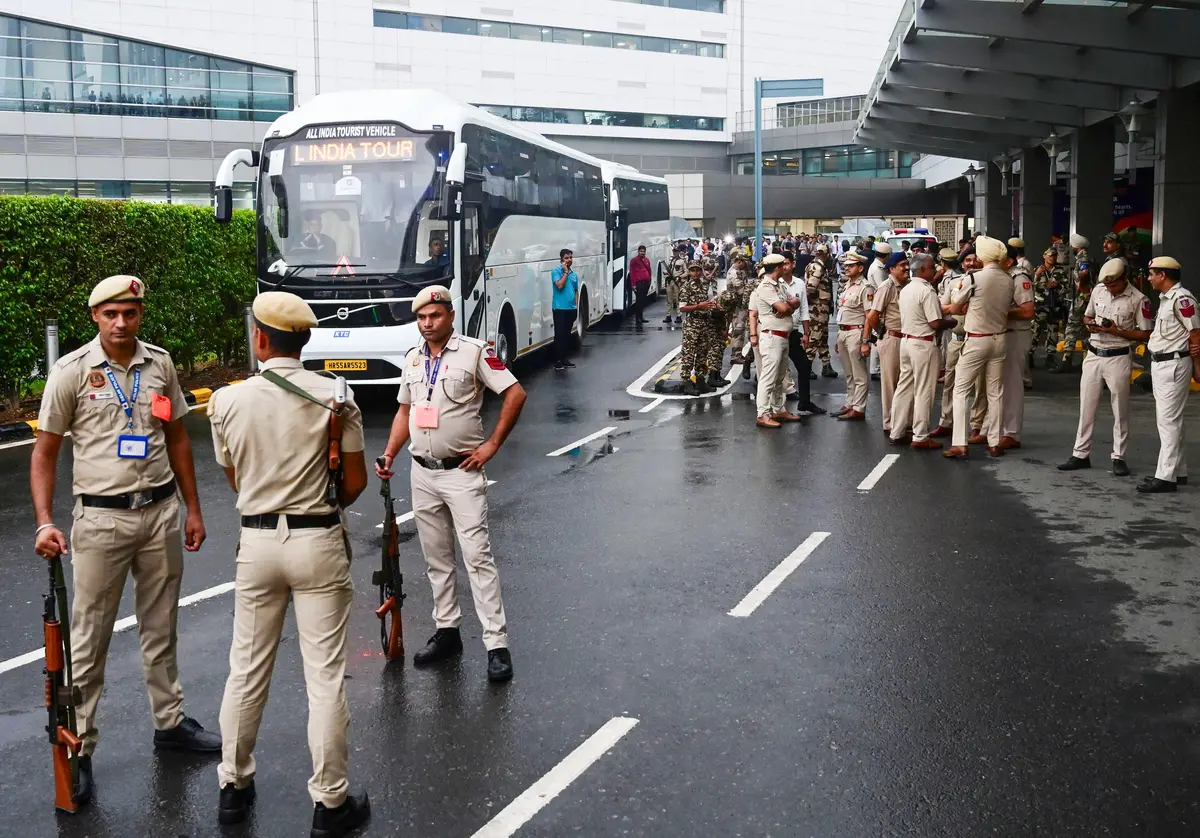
[{"xmin": 889, "ymin": 253, "xmax": 946, "ymax": 448}]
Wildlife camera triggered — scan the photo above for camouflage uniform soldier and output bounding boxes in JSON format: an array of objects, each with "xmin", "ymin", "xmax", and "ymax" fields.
[
  {"xmin": 678, "ymin": 262, "xmax": 718, "ymax": 395},
  {"xmin": 665, "ymin": 246, "xmax": 687, "ymax": 324},
  {"xmin": 804, "ymin": 245, "xmax": 837, "ymax": 378},
  {"xmin": 1058, "ymin": 234, "xmax": 1093, "ymax": 371},
  {"xmin": 700, "ymin": 252, "xmax": 727, "ymax": 380},
  {"xmin": 1032, "ymin": 248, "xmax": 1069, "ymax": 368}
]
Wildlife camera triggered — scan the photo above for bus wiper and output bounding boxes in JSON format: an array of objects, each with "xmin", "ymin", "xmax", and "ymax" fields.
[{"xmin": 264, "ymin": 260, "xmax": 366, "ymax": 289}]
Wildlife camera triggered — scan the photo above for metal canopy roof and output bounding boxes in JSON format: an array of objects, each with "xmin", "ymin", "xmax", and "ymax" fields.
[{"xmin": 853, "ymin": 0, "xmax": 1200, "ymax": 159}]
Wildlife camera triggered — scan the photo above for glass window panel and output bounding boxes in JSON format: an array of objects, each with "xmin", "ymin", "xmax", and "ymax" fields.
[
  {"xmin": 670, "ymin": 0, "xmax": 699, "ymax": 8},
  {"xmin": 553, "ymin": 28, "xmax": 583, "ymax": 45},
  {"xmin": 119, "ymin": 40, "xmax": 166, "ymax": 116},
  {"xmin": 442, "ymin": 18, "xmax": 477, "ymax": 35},
  {"xmin": 407, "ymin": 15, "xmax": 442, "ymax": 32},
  {"xmin": 479, "ymin": 104, "xmax": 511, "ymax": 119},
  {"xmin": 668, "ymin": 115, "xmax": 697, "ymax": 130},
  {"xmin": 670, "ymin": 40, "xmax": 697, "ymax": 55},
  {"xmin": 510, "ymin": 24, "xmax": 544, "ymax": 41},
  {"xmin": 22, "ymin": 21, "xmax": 72, "ymax": 113},
  {"xmin": 550, "ymin": 109, "xmax": 583, "ymax": 124},
  {"xmin": 695, "ymin": 42, "xmax": 720, "ymax": 58},
  {"xmin": 583, "ymin": 31, "xmax": 612, "ymax": 48},
  {"xmin": 170, "ymin": 181, "xmax": 213, "ymax": 205},
  {"xmin": 512, "ymin": 106, "xmax": 550, "ymax": 122},
  {"xmin": 778, "ymin": 155, "xmax": 799, "ymax": 175},
  {"xmin": 76, "ymin": 180, "xmax": 129, "ymax": 199},
  {"xmin": 165, "ymin": 50, "xmax": 209, "ymax": 118},
  {"xmin": 0, "ymin": 178, "xmax": 26, "ymax": 193},
  {"xmin": 850, "ymin": 148, "xmax": 877, "ymax": 171},
  {"xmin": 373, "ymin": 10, "xmax": 406, "ymax": 29},
  {"xmin": 251, "ymin": 66, "xmax": 289, "ymax": 121},
  {"xmin": 823, "ymin": 150, "xmax": 848, "ymax": 173},
  {"xmin": 643, "ymin": 114, "xmax": 669, "ymax": 129},
  {"xmin": 613, "ymin": 35, "xmax": 640, "ymax": 50},
  {"xmin": 71, "ymin": 31, "xmax": 120, "ymax": 115},
  {"xmin": 695, "ymin": 0, "xmax": 724, "ymax": 10},
  {"xmin": 129, "ymin": 181, "xmax": 170, "ymax": 203},
  {"xmin": 583, "ymin": 110, "xmax": 606, "ymax": 126},
  {"xmin": 478, "ymin": 21, "xmax": 510, "ymax": 38},
  {"xmin": 0, "ymin": 17, "xmax": 24, "ymax": 112},
  {"xmin": 641, "ymin": 37, "xmax": 670, "ymax": 53},
  {"xmin": 28, "ymin": 180, "xmax": 75, "ymax": 196},
  {"xmin": 640, "ymin": 0, "xmax": 667, "ymax": 5},
  {"xmin": 211, "ymin": 58, "xmax": 250, "ymax": 120}
]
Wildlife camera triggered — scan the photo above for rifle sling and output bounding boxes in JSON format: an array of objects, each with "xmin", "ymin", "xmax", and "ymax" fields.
[{"xmin": 260, "ymin": 370, "xmax": 332, "ymax": 411}]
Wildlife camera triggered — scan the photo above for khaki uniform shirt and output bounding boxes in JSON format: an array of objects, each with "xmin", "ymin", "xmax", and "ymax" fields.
[
  {"xmin": 397, "ymin": 333, "xmax": 518, "ymax": 459},
  {"xmin": 867, "ymin": 259, "xmax": 888, "ymax": 289},
  {"xmin": 940, "ymin": 275, "xmax": 967, "ymax": 337},
  {"xmin": 1085, "ymin": 283, "xmax": 1151, "ymax": 349},
  {"xmin": 898, "ymin": 278, "xmax": 943, "ymax": 337},
  {"xmin": 1147, "ymin": 284, "xmax": 1200, "ymax": 354},
  {"xmin": 838, "ymin": 277, "xmax": 872, "ymax": 326},
  {"xmin": 209, "ymin": 358, "xmax": 366, "ymax": 515},
  {"xmin": 952, "ymin": 265, "xmax": 1013, "ymax": 335},
  {"xmin": 1008, "ymin": 265, "xmax": 1037, "ymax": 332},
  {"xmin": 669, "ymin": 256, "xmax": 688, "ymax": 282},
  {"xmin": 749, "ymin": 276, "xmax": 793, "ymax": 333},
  {"xmin": 871, "ymin": 277, "xmax": 904, "ymax": 333},
  {"xmin": 725, "ymin": 267, "xmax": 751, "ymax": 307},
  {"xmin": 38, "ymin": 336, "xmax": 189, "ymax": 496}
]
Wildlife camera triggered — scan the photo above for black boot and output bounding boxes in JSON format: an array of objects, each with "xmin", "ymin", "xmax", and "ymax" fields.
[
  {"xmin": 154, "ymin": 716, "xmax": 221, "ymax": 752},
  {"xmin": 706, "ymin": 371, "xmax": 729, "ymax": 388},
  {"xmin": 487, "ymin": 648, "xmax": 514, "ymax": 682},
  {"xmin": 219, "ymin": 781, "xmax": 256, "ymax": 825},
  {"xmin": 1057, "ymin": 456, "xmax": 1091, "ymax": 471},
  {"xmin": 740, "ymin": 359, "xmax": 752, "ymax": 380},
  {"xmin": 695, "ymin": 376, "xmax": 714, "ymax": 394},
  {"xmin": 311, "ymin": 791, "xmax": 371, "ymax": 838},
  {"xmin": 681, "ymin": 379, "xmax": 699, "ymax": 396},
  {"xmin": 821, "ymin": 363, "xmax": 839, "ymax": 378},
  {"xmin": 413, "ymin": 628, "xmax": 464, "ymax": 666},
  {"xmin": 74, "ymin": 754, "xmax": 93, "ymax": 807}
]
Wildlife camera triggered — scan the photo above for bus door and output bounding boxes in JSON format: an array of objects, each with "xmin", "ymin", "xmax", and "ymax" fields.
[
  {"xmin": 459, "ymin": 205, "xmax": 488, "ymax": 340},
  {"xmin": 608, "ymin": 186, "xmax": 629, "ymax": 313}
]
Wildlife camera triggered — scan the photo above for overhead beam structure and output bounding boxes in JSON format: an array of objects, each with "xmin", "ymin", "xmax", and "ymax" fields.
[
  {"xmin": 871, "ymin": 101, "xmax": 1055, "ymax": 139},
  {"xmin": 884, "ymin": 63, "xmax": 1127, "ymax": 112},
  {"xmin": 875, "ymin": 86, "xmax": 1082, "ymax": 127}
]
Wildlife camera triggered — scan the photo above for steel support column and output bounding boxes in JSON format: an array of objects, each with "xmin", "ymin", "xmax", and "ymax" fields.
[
  {"xmin": 1019, "ymin": 148, "xmax": 1053, "ymax": 259},
  {"xmin": 1070, "ymin": 119, "xmax": 1115, "ymax": 249}
]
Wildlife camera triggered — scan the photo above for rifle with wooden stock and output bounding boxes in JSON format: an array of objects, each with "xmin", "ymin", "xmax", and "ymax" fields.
[
  {"xmin": 43, "ymin": 555, "xmax": 82, "ymax": 812},
  {"xmin": 372, "ymin": 457, "xmax": 405, "ymax": 660}
]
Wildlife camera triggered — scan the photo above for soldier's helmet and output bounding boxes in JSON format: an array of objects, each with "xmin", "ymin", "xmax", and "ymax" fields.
[{"xmin": 687, "ymin": 260, "xmax": 703, "ymax": 271}]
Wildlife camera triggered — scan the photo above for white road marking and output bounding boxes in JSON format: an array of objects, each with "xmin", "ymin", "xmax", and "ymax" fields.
[
  {"xmin": 0, "ymin": 581, "xmax": 236, "ymax": 677},
  {"xmin": 470, "ymin": 716, "xmax": 639, "ymax": 838},
  {"xmin": 0, "ymin": 437, "xmax": 35, "ymax": 451},
  {"xmin": 857, "ymin": 454, "xmax": 900, "ymax": 492},
  {"xmin": 375, "ymin": 480, "xmax": 496, "ymax": 528},
  {"xmin": 626, "ymin": 346, "xmax": 682, "ymax": 399},
  {"xmin": 638, "ymin": 396, "xmax": 665, "ymax": 413},
  {"xmin": 547, "ymin": 427, "xmax": 618, "ymax": 457},
  {"xmin": 728, "ymin": 532, "xmax": 831, "ymax": 618}
]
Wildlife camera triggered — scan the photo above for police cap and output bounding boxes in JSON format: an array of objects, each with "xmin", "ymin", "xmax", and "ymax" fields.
[
  {"xmin": 412, "ymin": 284, "xmax": 454, "ymax": 314},
  {"xmin": 1149, "ymin": 256, "xmax": 1181, "ymax": 271},
  {"xmin": 88, "ymin": 274, "xmax": 145, "ymax": 307},
  {"xmin": 253, "ymin": 291, "xmax": 318, "ymax": 331}
]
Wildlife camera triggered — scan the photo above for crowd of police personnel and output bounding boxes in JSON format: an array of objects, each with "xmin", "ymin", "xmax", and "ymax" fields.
[{"xmin": 660, "ymin": 231, "xmax": 1200, "ymax": 491}]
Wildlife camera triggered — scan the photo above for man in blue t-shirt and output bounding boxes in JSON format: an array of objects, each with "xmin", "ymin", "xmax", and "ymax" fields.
[{"xmin": 551, "ymin": 248, "xmax": 579, "ymax": 371}]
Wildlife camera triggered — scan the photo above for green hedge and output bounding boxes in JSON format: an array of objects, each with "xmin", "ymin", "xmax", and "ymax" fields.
[{"xmin": 0, "ymin": 195, "xmax": 256, "ymax": 404}]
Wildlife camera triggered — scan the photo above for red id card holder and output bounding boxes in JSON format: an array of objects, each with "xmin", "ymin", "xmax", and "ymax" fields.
[
  {"xmin": 414, "ymin": 404, "xmax": 439, "ymax": 429},
  {"xmin": 151, "ymin": 392, "xmax": 172, "ymax": 421}
]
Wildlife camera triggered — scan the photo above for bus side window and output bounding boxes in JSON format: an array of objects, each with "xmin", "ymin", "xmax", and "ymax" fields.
[{"xmin": 463, "ymin": 206, "xmax": 480, "ymax": 257}]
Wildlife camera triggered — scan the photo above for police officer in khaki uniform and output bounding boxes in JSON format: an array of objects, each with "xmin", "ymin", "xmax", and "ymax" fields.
[
  {"xmin": 377, "ymin": 285, "xmax": 526, "ymax": 680},
  {"xmin": 208, "ymin": 292, "xmax": 371, "ymax": 835},
  {"xmin": 31, "ymin": 274, "xmax": 218, "ymax": 807},
  {"xmin": 748, "ymin": 253, "xmax": 801, "ymax": 428},
  {"xmin": 889, "ymin": 253, "xmax": 946, "ymax": 449},
  {"xmin": 1057, "ymin": 259, "xmax": 1151, "ymax": 477},
  {"xmin": 865, "ymin": 253, "xmax": 909, "ymax": 435},
  {"xmin": 1139, "ymin": 257, "xmax": 1200, "ymax": 493},
  {"xmin": 943, "ymin": 237, "xmax": 1014, "ymax": 458},
  {"xmin": 931, "ymin": 248, "xmax": 988, "ymax": 439},
  {"xmin": 833, "ymin": 253, "xmax": 872, "ymax": 420},
  {"xmin": 997, "ymin": 242, "xmax": 1037, "ymax": 450}
]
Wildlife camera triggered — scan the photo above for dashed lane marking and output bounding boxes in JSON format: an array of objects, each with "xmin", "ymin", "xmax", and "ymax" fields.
[
  {"xmin": 547, "ymin": 427, "xmax": 618, "ymax": 457},
  {"xmin": 728, "ymin": 532, "xmax": 831, "ymax": 618},
  {"xmin": 857, "ymin": 454, "xmax": 900, "ymax": 492},
  {"xmin": 638, "ymin": 397, "xmax": 665, "ymax": 413},
  {"xmin": 470, "ymin": 716, "xmax": 640, "ymax": 838},
  {"xmin": 0, "ymin": 581, "xmax": 235, "ymax": 677}
]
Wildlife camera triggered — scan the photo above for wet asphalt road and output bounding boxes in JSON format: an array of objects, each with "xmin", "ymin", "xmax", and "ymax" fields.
[{"xmin": 2, "ymin": 300, "xmax": 1200, "ymax": 837}]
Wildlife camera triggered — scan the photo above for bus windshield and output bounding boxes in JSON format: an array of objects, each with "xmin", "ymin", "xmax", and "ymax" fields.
[{"xmin": 257, "ymin": 124, "xmax": 453, "ymax": 283}]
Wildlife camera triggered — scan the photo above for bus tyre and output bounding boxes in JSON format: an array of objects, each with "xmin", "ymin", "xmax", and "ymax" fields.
[
  {"xmin": 573, "ymin": 295, "xmax": 589, "ymax": 349},
  {"xmin": 497, "ymin": 310, "xmax": 517, "ymax": 370}
]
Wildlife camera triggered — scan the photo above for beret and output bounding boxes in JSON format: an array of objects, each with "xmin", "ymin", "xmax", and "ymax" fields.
[
  {"xmin": 938, "ymin": 247, "xmax": 960, "ymax": 261},
  {"xmin": 412, "ymin": 284, "xmax": 454, "ymax": 314},
  {"xmin": 253, "ymin": 291, "xmax": 317, "ymax": 331},
  {"xmin": 1098, "ymin": 259, "xmax": 1126, "ymax": 282},
  {"xmin": 761, "ymin": 253, "xmax": 786, "ymax": 266},
  {"xmin": 1070, "ymin": 233, "xmax": 1089, "ymax": 249},
  {"xmin": 1149, "ymin": 256, "xmax": 1181, "ymax": 270},
  {"xmin": 976, "ymin": 235, "xmax": 1008, "ymax": 263},
  {"xmin": 874, "ymin": 242, "xmax": 893, "ymax": 255},
  {"xmin": 1007, "ymin": 237, "xmax": 1025, "ymax": 248},
  {"xmin": 814, "ymin": 244, "xmax": 829, "ymax": 253},
  {"xmin": 89, "ymin": 274, "xmax": 145, "ymax": 307},
  {"xmin": 886, "ymin": 252, "xmax": 908, "ymax": 270}
]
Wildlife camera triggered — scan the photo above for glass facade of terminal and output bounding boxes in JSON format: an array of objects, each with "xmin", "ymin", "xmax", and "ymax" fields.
[
  {"xmin": 734, "ymin": 146, "xmax": 916, "ymax": 178},
  {"xmin": 614, "ymin": 0, "xmax": 724, "ymax": 10},
  {"xmin": 0, "ymin": 179, "xmax": 255, "ymax": 207},
  {"xmin": 0, "ymin": 15, "xmax": 293, "ymax": 120},
  {"xmin": 373, "ymin": 12, "xmax": 725, "ymax": 57},
  {"xmin": 775, "ymin": 95, "xmax": 865, "ymax": 127},
  {"xmin": 476, "ymin": 104, "xmax": 723, "ymax": 132}
]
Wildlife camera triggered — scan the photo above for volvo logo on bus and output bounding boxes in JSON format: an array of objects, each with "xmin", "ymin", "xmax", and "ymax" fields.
[{"xmin": 336, "ymin": 307, "xmax": 350, "ymax": 321}]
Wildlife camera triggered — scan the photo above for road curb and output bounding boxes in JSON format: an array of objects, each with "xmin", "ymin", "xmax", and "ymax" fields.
[{"xmin": 0, "ymin": 420, "xmax": 36, "ymax": 442}]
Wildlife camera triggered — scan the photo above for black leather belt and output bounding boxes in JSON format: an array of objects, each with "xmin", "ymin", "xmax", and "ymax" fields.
[
  {"xmin": 81, "ymin": 479, "xmax": 176, "ymax": 510},
  {"xmin": 241, "ymin": 512, "xmax": 340, "ymax": 529},
  {"xmin": 413, "ymin": 454, "xmax": 468, "ymax": 470},
  {"xmin": 1151, "ymin": 349, "xmax": 1190, "ymax": 362},
  {"xmin": 1087, "ymin": 345, "xmax": 1131, "ymax": 358}
]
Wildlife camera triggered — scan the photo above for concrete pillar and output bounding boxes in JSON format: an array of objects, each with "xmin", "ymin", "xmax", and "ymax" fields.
[
  {"xmin": 1019, "ymin": 147, "xmax": 1053, "ymax": 258},
  {"xmin": 1069, "ymin": 118, "xmax": 1114, "ymax": 247},
  {"xmin": 977, "ymin": 161, "xmax": 1011, "ymax": 238},
  {"xmin": 1153, "ymin": 82, "xmax": 1200, "ymax": 257}
]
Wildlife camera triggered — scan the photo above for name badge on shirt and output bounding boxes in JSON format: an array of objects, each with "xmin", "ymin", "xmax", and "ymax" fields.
[
  {"xmin": 117, "ymin": 434, "xmax": 149, "ymax": 459},
  {"xmin": 414, "ymin": 404, "xmax": 439, "ymax": 429}
]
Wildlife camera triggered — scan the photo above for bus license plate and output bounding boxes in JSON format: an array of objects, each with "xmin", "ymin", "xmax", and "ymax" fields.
[{"xmin": 324, "ymin": 360, "xmax": 367, "ymax": 371}]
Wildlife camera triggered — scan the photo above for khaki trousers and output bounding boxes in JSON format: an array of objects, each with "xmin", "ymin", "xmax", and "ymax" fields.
[
  {"xmin": 756, "ymin": 331, "xmax": 789, "ymax": 418},
  {"xmin": 836, "ymin": 329, "xmax": 869, "ymax": 411},
  {"xmin": 218, "ymin": 524, "xmax": 353, "ymax": 808},
  {"xmin": 69, "ymin": 494, "xmax": 185, "ymax": 756},
  {"xmin": 939, "ymin": 338, "xmax": 988, "ymax": 430},
  {"xmin": 411, "ymin": 464, "xmax": 509, "ymax": 650},
  {"xmin": 952, "ymin": 334, "xmax": 1006, "ymax": 448},
  {"xmin": 1152, "ymin": 357, "xmax": 1193, "ymax": 482},
  {"xmin": 1072, "ymin": 352, "xmax": 1132, "ymax": 461},
  {"xmin": 1001, "ymin": 329, "xmax": 1033, "ymax": 440},
  {"xmin": 878, "ymin": 334, "xmax": 901, "ymax": 431},
  {"xmin": 891, "ymin": 338, "xmax": 940, "ymax": 442}
]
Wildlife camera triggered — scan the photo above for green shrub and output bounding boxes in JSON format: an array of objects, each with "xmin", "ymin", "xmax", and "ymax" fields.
[{"xmin": 0, "ymin": 195, "xmax": 256, "ymax": 405}]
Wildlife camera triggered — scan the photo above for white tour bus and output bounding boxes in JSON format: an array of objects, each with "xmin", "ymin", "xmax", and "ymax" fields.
[
  {"xmin": 601, "ymin": 162, "xmax": 671, "ymax": 314},
  {"xmin": 215, "ymin": 88, "xmax": 668, "ymax": 383}
]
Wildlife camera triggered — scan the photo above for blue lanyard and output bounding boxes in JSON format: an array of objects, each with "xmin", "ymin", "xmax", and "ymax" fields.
[
  {"xmin": 101, "ymin": 362, "xmax": 140, "ymax": 430},
  {"xmin": 423, "ymin": 347, "xmax": 443, "ymax": 403}
]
